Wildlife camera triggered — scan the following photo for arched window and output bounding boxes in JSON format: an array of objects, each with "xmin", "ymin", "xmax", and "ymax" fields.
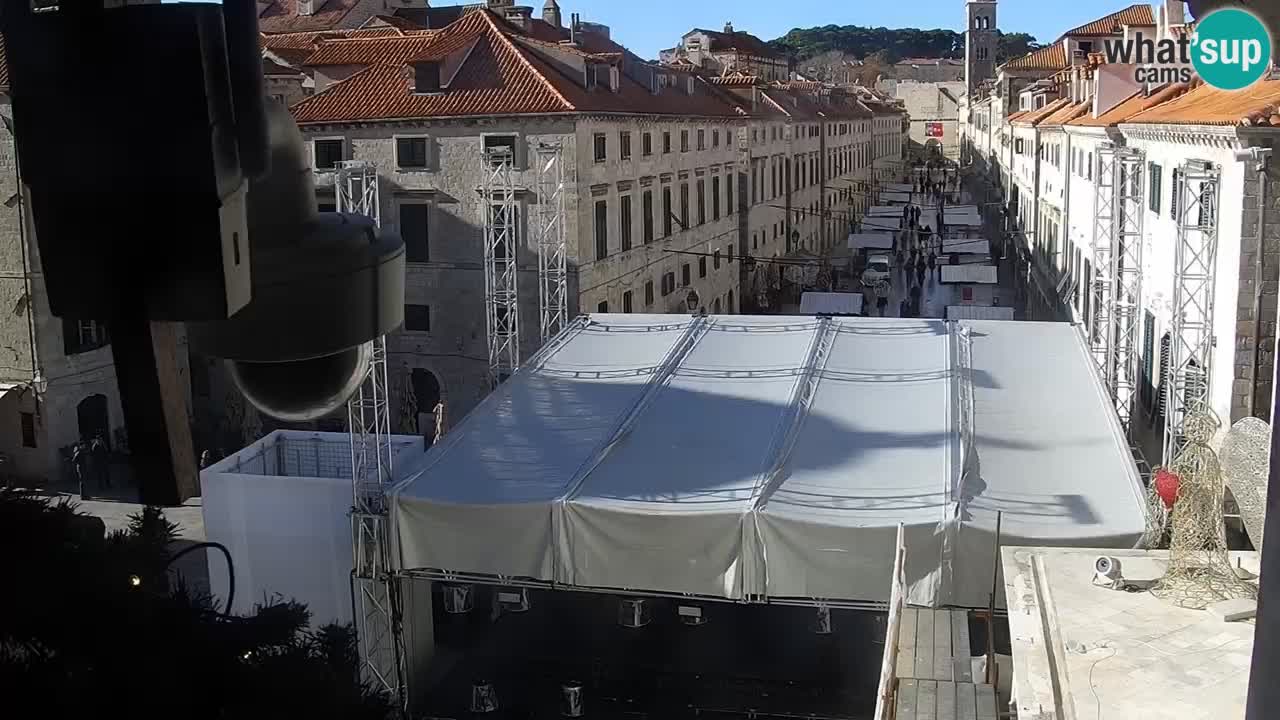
[{"xmin": 411, "ymin": 369, "xmax": 442, "ymax": 412}]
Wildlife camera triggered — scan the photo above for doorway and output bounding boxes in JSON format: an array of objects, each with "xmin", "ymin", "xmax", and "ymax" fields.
[{"xmin": 76, "ymin": 394, "xmax": 109, "ymax": 448}]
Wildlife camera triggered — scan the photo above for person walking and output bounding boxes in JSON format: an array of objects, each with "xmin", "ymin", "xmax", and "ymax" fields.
[
  {"xmin": 72, "ymin": 441, "xmax": 89, "ymax": 500},
  {"xmin": 899, "ymin": 297, "xmax": 911, "ymax": 318},
  {"xmin": 91, "ymin": 435, "xmax": 110, "ymax": 491},
  {"xmin": 916, "ymin": 255, "xmax": 927, "ymax": 287},
  {"xmin": 928, "ymin": 249, "xmax": 938, "ymax": 280}
]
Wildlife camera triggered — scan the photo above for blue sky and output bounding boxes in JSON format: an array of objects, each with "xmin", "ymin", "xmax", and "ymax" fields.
[{"xmin": 559, "ymin": 0, "xmax": 1148, "ymax": 59}]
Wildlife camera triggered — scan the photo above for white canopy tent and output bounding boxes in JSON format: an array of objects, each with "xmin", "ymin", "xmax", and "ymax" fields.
[
  {"xmin": 941, "ymin": 265, "xmax": 999, "ymax": 284},
  {"xmin": 943, "ymin": 238, "xmax": 990, "ymax": 255},
  {"xmin": 848, "ymin": 232, "xmax": 894, "ymax": 251},
  {"xmin": 862, "ymin": 217, "xmax": 900, "ymax": 232},
  {"xmin": 390, "ymin": 316, "xmax": 1148, "ymax": 608},
  {"xmin": 800, "ymin": 292, "xmax": 865, "ymax": 315},
  {"xmin": 866, "ymin": 205, "xmax": 904, "ymax": 217}
]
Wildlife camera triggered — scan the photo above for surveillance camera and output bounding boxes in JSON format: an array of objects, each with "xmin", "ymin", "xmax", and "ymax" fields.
[
  {"xmin": 1094, "ymin": 555, "xmax": 1123, "ymax": 581},
  {"xmin": 187, "ymin": 103, "xmax": 405, "ymax": 421}
]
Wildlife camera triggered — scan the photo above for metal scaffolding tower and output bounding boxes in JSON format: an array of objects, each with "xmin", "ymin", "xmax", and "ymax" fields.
[
  {"xmin": 483, "ymin": 148, "xmax": 521, "ymax": 387},
  {"xmin": 1091, "ymin": 145, "xmax": 1145, "ymax": 432},
  {"xmin": 1090, "ymin": 146, "xmax": 1119, "ymax": 392},
  {"xmin": 1114, "ymin": 150, "xmax": 1145, "ymax": 430},
  {"xmin": 535, "ymin": 143, "xmax": 568, "ymax": 343},
  {"xmin": 335, "ymin": 160, "xmax": 405, "ymax": 702},
  {"xmin": 1164, "ymin": 161, "xmax": 1220, "ymax": 466}
]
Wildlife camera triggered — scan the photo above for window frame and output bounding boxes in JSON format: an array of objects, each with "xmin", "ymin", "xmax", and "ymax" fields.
[
  {"xmin": 393, "ymin": 134, "xmax": 430, "ymax": 170},
  {"xmin": 397, "ymin": 201, "xmax": 432, "ymax": 263},
  {"xmin": 594, "ymin": 198, "xmax": 609, "ymax": 260},
  {"xmin": 312, "ymin": 136, "xmax": 345, "ymax": 170},
  {"xmin": 404, "ymin": 304, "xmax": 432, "ymax": 332},
  {"xmin": 593, "ymin": 132, "xmax": 608, "ymax": 163},
  {"xmin": 620, "ymin": 131, "xmax": 632, "ymax": 161}
]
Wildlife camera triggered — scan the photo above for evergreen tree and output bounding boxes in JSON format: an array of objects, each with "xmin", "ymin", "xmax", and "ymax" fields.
[{"xmin": 0, "ymin": 490, "xmax": 393, "ymax": 720}]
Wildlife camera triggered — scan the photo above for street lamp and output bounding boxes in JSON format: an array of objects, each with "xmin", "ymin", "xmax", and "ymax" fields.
[{"xmin": 685, "ymin": 290, "xmax": 700, "ymax": 313}]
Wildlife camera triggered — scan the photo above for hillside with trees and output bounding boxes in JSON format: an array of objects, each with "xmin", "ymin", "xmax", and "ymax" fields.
[{"xmin": 769, "ymin": 25, "xmax": 1039, "ymax": 65}]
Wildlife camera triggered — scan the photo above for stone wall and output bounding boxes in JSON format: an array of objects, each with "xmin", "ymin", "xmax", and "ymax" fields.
[{"xmin": 1232, "ymin": 136, "xmax": 1280, "ymax": 424}]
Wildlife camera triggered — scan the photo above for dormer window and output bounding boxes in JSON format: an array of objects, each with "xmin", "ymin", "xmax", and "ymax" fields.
[{"xmin": 412, "ymin": 61, "xmax": 442, "ymax": 94}]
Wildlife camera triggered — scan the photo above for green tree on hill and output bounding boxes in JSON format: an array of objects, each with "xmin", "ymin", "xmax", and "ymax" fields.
[{"xmin": 770, "ymin": 25, "xmax": 1038, "ymax": 64}]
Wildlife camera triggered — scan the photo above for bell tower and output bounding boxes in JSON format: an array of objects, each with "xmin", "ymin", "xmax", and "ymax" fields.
[{"xmin": 966, "ymin": 0, "xmax": 998, "ymax": 94}]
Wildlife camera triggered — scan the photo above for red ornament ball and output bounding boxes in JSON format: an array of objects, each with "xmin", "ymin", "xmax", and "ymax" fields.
[{"xmin": 1154, "ymin": 469, "xmax": 1180, "ymax": 509}]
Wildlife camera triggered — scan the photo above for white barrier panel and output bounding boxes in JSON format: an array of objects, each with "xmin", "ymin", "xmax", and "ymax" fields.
[{"xmin": 201, "ymin": 430, "xmax": 424, "ymax": 627}]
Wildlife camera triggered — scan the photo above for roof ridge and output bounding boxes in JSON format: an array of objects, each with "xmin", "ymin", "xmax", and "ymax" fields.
[{"xmin": 479, "ymin": 9, "xmax": 576, "ymax": 112}]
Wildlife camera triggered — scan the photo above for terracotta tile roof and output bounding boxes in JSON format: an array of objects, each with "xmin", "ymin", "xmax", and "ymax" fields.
[
  {"xmin": 258, "ymin": 0, "xmax": 365, "ymax": 34},
  {"xmin": 707, "ymin": 73, "xmax": 760, "ymax": 87},
  {"xmin": 0, "ymin": 35, "xmax": 9, "ymax": 94},
  {"xmin": 1037, "ymin": 99, "xmax": 1090, "ymax": 128},
  {"xmin": 303, "ymin": 33, "xmax": 442, "ymax": 66},
  {"xmin": 1124, "ymin": 79, "xmax": 1280, "ymax": 127},
  {"xmin": 1013, "ymin": 97, "xmax": 1072, "ymax": 125},
  {"xmin": 1062, "ymin": 4, "xmax": 1155, "ymax": 37},
  {"xmin": 1067, "ymin": 82, "xmax": 1190, "ymax": 127},
  {"xmin": 291, "ymin": 9, "xmax": 748, "ymax": 125},
  {"xmin": 1007, "ymin": 110, "xmax": 1030, "ymax": 122},
  {"xmin": 1002, "ymin": 43, "xmax": 1068, "ymax": 72}
]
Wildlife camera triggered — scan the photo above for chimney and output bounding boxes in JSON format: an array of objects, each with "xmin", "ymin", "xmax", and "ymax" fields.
[
  {"xmin": 569, "ymin": 13, "xmax": 579, "ymax": 45},
  {"xmin": 504, "ymin": 5, "xmax": 533, "ymax": 30},
  {"xmin": 297, "ymin": 0, "xmax": 315, "ymax": 15},
  {"xmin": 412, "ymin": 61, "xmax": 442, "ymax": 93},
  {"xmin": 542, "ymin": 0, "xmax": 561, "ymax": 28},
  {"xmin": 724, "ymin": 21, "xmax": 734, "ymax": 34}
]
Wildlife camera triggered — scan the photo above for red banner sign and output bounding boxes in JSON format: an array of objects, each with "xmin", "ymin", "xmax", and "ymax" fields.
[{"xmin": 926, "ymin": 123, "xmax": 945, "ymax": 138}]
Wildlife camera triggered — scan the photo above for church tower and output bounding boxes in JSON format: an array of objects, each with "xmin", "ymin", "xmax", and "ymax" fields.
[{"xmin": 965, "ymin": 0, "xmax": 997, "ymax": 94}]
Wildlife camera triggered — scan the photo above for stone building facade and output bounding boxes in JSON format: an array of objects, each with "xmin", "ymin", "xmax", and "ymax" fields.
[{"xmin": 278, "ymin": 7, "xmax": 897, "ymax": 427}]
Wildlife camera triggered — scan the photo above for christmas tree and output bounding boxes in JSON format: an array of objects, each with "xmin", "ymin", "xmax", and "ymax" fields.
[{"xmin": 0, "ymin": 490, "xmax": 393, "ymax": 720}]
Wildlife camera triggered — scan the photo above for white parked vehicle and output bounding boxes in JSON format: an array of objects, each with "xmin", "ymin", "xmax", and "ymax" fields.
[{"xmin": 861, "ymin": 255, "xmax": 892, "ymax": 287}]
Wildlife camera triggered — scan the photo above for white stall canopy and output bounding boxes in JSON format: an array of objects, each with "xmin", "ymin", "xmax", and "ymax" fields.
[
  {"xmin": 941, "ymin": 265, "xmax": 1000, "ymax": 284},
  {"xmin": 862, "ymin": 217, "xmax": 900, "ymax": 232},
  {"xmin": 867, "ymin": 205, "xmax": 905, "ymax": 217},
  {"xmin": 943, "ymin": 238, "xmax": 990, "ymax": 255},
  {"xmin": 391, "ymin": 316, "xmax": 1148, "ymax": 608},
  {"xmin": 848, "ymin": 232, "xmax": 895, "ymax": 250},
  {"xmin": 800, "ymin": 292, "xmax": 865, "ymax": 315},
  {"xmin": 946, "ymin": 305, "xmax": 1015, "ymax": 321}
]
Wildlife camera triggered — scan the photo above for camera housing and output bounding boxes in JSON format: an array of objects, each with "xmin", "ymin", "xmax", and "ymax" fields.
[{"xmin": 187, "ymin": 103, "xmax": 405, "ymax": 421}]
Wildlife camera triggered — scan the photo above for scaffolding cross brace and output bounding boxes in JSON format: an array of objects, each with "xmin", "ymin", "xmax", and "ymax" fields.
[
  {"xmin": 335, "ymin": 160, "xmax": 406, "ymax": 704},
  {"xmin": 1164, "ymin": 161, "xmax": 1220, "ymax": 466},
  {"xmin": 483, "ymin": 148, "xmax": 521, "ymax": 387},
  {"xmin": 535, "ymin": 143, "xmax": 568, "ymax": 343}
]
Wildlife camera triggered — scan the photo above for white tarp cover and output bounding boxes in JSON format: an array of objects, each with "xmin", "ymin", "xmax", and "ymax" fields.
[
  {"xmin": 881, "ymin": 192, "xmax": 913, "ymax": 205},
  {"xmin": 849, "ymin": 232, "xmax": 894, "ymax": 250},
  {"xmin": 946, "ymin": 305, "xmax": 1015, "ymax": 321},
  {"xmin": 941, "ymin": 265, "xmax": 999, "ymax": 284},
  {"xmin": 867, "ymin": 205, "xmax": 905, "ymax": 217},
  {"xmin": 881, "ymin": 183, "xmax": 914, "ymax": 193},
  {"xmin": 943, "ymin": 238, "xmax": 990, "ymax": 255},
  {"xmin": 863, "ymin": 218, "xmax": 900, "ymax": 232},
  {"xmin": 390, "ymin": 316, "xmax": 1148, "ymax": 607},
  {"xmin": 801, "ymin": 292, "xmax": 865, "ymax": 315}
]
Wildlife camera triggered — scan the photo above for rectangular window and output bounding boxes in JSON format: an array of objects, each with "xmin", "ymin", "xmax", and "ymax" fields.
[
  {"xmin": 620, "ymin": 131, "xmax": 632, "ymax": 160},
  {"xmin": 696, "ymin": 179, "xmax": 706, "ymax": 225},
  {"xmin": 643, "ymin": 190, "xmax": 654, "ymax": 243},
  {"xmin": 623, "ymin": 291, "xmax": 633, "ymax": 313},
  {"xmin": 396, "ymin": 137, "xmax": 428, "ymax": 169},
  {"xmin": 645, "ymin": 280, "xmax": 654, "ymax": 306},
  {"xmin": 483, "ymin": 134, "xmax": 519, "ymax": 167},
  {"xmin": 661, "ymin": 272, "xmax": 676, "ymax": 296},
  {"xmin": 726, "ymin": 174, "xmax": 734, "ymax": 215},
  {"xmin": 712, "ymin": 176, "xmax": 721, "ymax": 221},
  {"xmin": 313, "ymin": 139, "xmax": 343, "ymax": 169},
  {"xmin": 63, "ymin": 318, "xmax": 108, "ymax": 356},
  {"xmin": 20, "ymin": 411, "xmax": 36, "ymax": 448},
  {"xmin": 727, "ymin": 245, "xmax": 734, "ymax": 263},
  {"xmin": 597, "ymin": 301, "xmax": 609, "ymax": 313},
  {"xmin": 1087, "ymin": 152, "xmax": 1093, "ymax": 181},
  {"xmin": 1171, "ymin": 169, "xmax": 1183, "ymax": 219},
  {"xmin": 399, "ymin": 204, "xmax": 430, "ymax": 263},
  {"xmin": 699, "ymin": 256, "xmax": 707, "ymax": 278},
  {"xmin": 697, "ymin": 129, "xmax": 705, "ymax": 150},
  {"xmin": 642, "ymin": 132, "xmax": 653, "ymax": 156},
  {"xmin": 712, "ymin": 130, "xmax": 720, "ymax": 148},
  {"xmin": 682, "ymin": 263, "xmax": 691, "ymax": 286},
  {"xmin": 404, "ymin": 304, "xmax": 431, "ymax": 332},
  {"xmin": 680, "ymin": 130, "xmax": 690, "ymax": 152},
  {"xmin": 620, "ymin": 195, "xmax": 633, "ymax": 251},
  {"xmin": 679, "ymin": 183, "xmax": 689, "ymax": 229},
  {"xmin": 662, "ymin": 187, "xmax": 673, "ymax": 236},
  {"xmin": 713, "ymin": 249, "xmax": 721, "ymax": 270},
  {"xmin": 663, "ymin": 131, "xmax": 672, "ymax": 154},
  {"xmin": 593, "ymin": 133, "xmax": 607, "ymax": 163},
  {"xmin": 594, "ymin": 199, "xmax": 608, "ymax": 260},
  {"xmin": 1149, "ymin": 163, "xmax": 1163, "ymax": 214}
]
